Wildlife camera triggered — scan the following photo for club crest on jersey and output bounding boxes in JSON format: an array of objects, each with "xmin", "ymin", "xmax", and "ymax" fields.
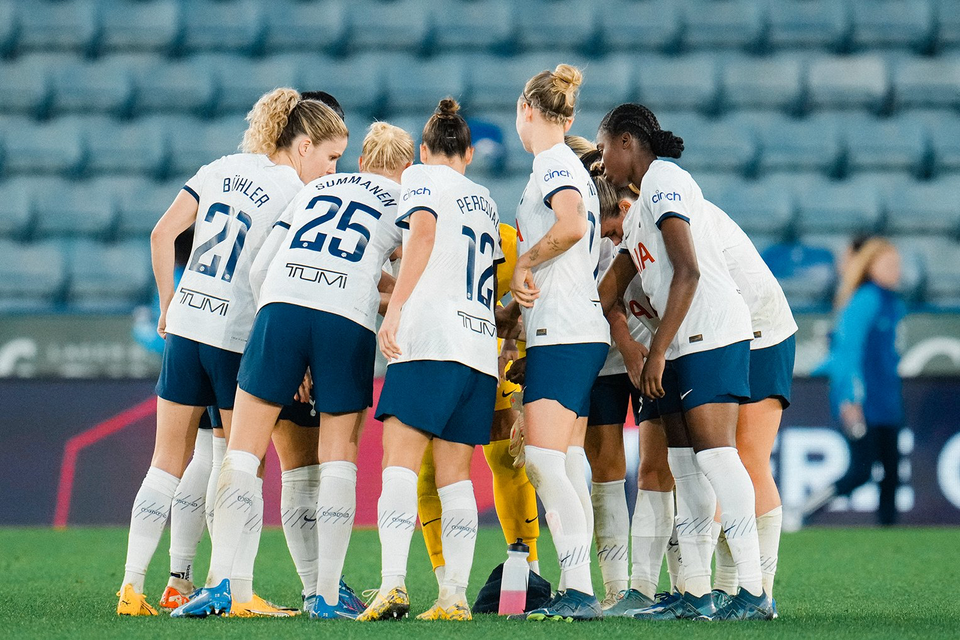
[
  {"xmin": 543, "ymin": 168, "xmax": 572, "ymax": 181},
  {"xmin": 286, "ymin": 263, "xmax": 348, "ymax": 289},
  {"xmin": 177, "ymin": 287, "xmax": 229, "ymax": 316},
  {"xmin": 402, "ymin": 187, "xmax": 431, "ymax": 201},
  {"xmin": 651, "ymin": 190, "xmax": 681, "ymax": 204}
]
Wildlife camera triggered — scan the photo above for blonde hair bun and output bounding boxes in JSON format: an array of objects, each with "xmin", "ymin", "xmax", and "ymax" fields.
[
  {"xmin": 362, "ymin": 121, "xmax": 415, "ymax": 173},
  {"xmin": 552, "ymin": 64, "xmax": 583, "ymax": 98}
]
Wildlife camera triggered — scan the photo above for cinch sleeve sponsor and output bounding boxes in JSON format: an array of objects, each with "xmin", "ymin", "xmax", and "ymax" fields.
[
  {"xmin": 533, "ymin": 148, "xmax": 581, "ymax": 209},
  {"xmin": 646, "ymin": 166, "xmax": 694, "ymax": 229},
  {"xmin": 397, "ymin": 165, "xmax": 439, "ymax": 228}
]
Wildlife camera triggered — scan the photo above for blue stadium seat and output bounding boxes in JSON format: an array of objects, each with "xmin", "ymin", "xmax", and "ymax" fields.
[
  {"xmin": 938, "ymin": 0, "xmax": 960, "ymax": 51},
  {"xmin": 66, "ymin": 239, "xmax": 152, "ymax": 311},
  {"xmin": 130, "ymin": 57, "xmax": 218, "ymax": 117},
  {"xmin": 0, "ymin": 179, "xmax": 34, "ymax": 240},
  {"xmin": 899, "ymin": 236, "xmax": 960, "ymax": 308},
  {"xmin": 635, "ymin": 55, "xmax": 720, "ymax": 114},
  {"xmin": 766, "ymin": 0, "xmax": 849, "ymax": 52},
  {"xmin": 795, "ymin": 176, "xmax": 884, "ymax": 235},
  {"xmin": 598, "ymin": 0, "xmax": 682, "ymax": 53},
  {"xmin": 345, "ymin": 0, "xmax": 432, "ymax": 54},
  {"xmin": 842, "ymin": 114, "xmax": 929, "ymax": 177},
  {"xmin": 295, "ymin": 53, "xmax": 384, "ymax": 118},
  {"xmin": 708, "ymin": 177, "xmax": 795, "ymax": 239},
  {"xmin": 915, "ymin": 111, "xmax": 960, "ymax": 175},
  {"xmin": 680, "ymin": 0, "xmax": 765, "ymax": 51},
  {"xmin": 30, "ymin": 178, "xmax": 117, "ymax": 239},
  {"xmin": 0, "ymin": 0, "xmax": 18, "ymax": 57},
  {"xmin": 662, "ymin": 113, "xmax": 758, "ymax": 176},
  {"xmin": 468, "ymin": 115, "xmax": 508, "ymax": 177},
  {"xmin": 484, "ymin": 175, "xmax": 531, "ymax": 225},
  {"xmin": 573, "ymin": 55, "xmax": 635, "ymax": 114},
  {"xmin": 98, "ymin": 0, "xmax": 182, "ymax": 55},
  {"xmin": 808, "ymin": 55, "xmax": 890, "ymax": 114},
  {"xmin": 263, "ymin": 0, "xmax": 347, "ymax": 53},
  {"xmin": 384, "ymin": 55, "xmax": 467, "ymax": 114},
  {"xmin": 181, "ymin": 0, "xmax": 264, "ymax": 54},
  {"xmin": 514, "ymin": 1, "xmax": 599, "ymax": 53},
  {"xmin": 893, "ymin": 56, "xmax": 960, "ymax": 110},
  {"xmin": 890, "ymin": 238, "xmax": 926, "ymax": 303},
  {"xmin": 0, "ymin": 117, "xmax": 84, "ymax": 177},
  {"xmin": 567, "ymin": 109, "xmax": 609, "ymax": 143},
  {"xmin": 850, "ymin": 0, "xmax": 936, "ymax": 52},
  {"xmin": 165, "ymin": 116, "xmax": 246, "ymax": 178},
  {"xmin": 15, "ymin": 0, "xmax": 98, "ymax": 55},
  {"xmin": 466, "ymin": 53, "xmax": 561, "ymax": 113},
  {"xmin": 885, "ymin": 177, "xmax": 960, "ymax": 237},
  {"xmin": 50, "ymin": 58, "xmax": 135, "ymax": 117},
  {"xmin": 473, "ymin": 110, "xmax": 533, "ymax": 175},
  {"xmin": 720, "ymin": 54, "xmax": 804, "ymax": 114},
  {"xmin": 112, "ymin": 177, "xmax": 185, "ymax": 239},
  {"xmin": 197, "ymin": 54, "xmax": 300, "ymax": 115},
  {"xmin": 0, "ymin": 54, "xmax": 53, "ymax": 116},
  {"xmin": 431, "ymin": 0, "xmax": 513, "ymax": 53},
  {"xmin": 81, "ymin": 116, "xmax": 168, "ymax": 179},
  {"xmin": 761, "ymin": 241, "xmax": 836, "ymax": 309},
  {"xmin": 0, "ymin": 239, "xmax": 67, "ymax": 311},
  {"xmin": 737, "ymin": 112, "xmax": 843, "ymax": 176}
]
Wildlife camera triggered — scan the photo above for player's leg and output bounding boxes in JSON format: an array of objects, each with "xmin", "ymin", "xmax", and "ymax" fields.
[
  {"xmin": 205, "ymin": 422, "xmax": 226, "ymax": 534},
  {"xmin": 876, "ymin": 427, "xmax": 900, "ymax": 526},
  {"xmin": 417, "ymin": 441, "xmax": 446, "ymax": 586}
]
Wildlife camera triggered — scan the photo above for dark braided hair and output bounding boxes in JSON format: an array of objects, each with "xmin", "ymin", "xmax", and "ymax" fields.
[{"xmin": 598, "ymin": 103, "xmax": 684, "ymax": 159}]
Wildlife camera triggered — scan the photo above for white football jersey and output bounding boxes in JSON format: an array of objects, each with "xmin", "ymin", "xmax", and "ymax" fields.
[
  {"xmin": 515, "ymin": 143, "xmax": 610, "ymax": 348},
  {"xmin": 599, "ymin": 272, "xmax": 660, "ymax": 376},
  {"xmin": 254, "ymin": 173, "xmax": 402, "ymax": 333},
  {"xmin": 390, "ymin": 164, "xmax": 503, "ymax": 379},
  {"xmin": 709, "ymin": 201, "xmax": 798, "ymax": 350},
  {"xmin": 165, "ymin": 153, "xmax": 303, "ymax": 353},
  {"xmin": 620, "ymin": 160, "xmax": 753, "ymax": 360}
]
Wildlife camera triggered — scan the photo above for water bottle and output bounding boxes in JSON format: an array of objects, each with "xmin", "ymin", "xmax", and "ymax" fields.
[{"xmin": 499, "ymin": 539, "xmax": 530, "ymax": 615}]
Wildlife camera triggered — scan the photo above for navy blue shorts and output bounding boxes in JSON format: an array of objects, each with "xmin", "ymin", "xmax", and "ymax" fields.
[
  {"xmin": 238, "ymin": 303, "xmax": 375, "ymax": 414},
  {"xmin": 524, "ymin": 343, "xmax": 608, "ymax": 417},
  {"xmin": 198, "ymin": 406, "xmax": 221, "ymax": 430},
  {"xmin": 589, "ymin": 373, "xmax": 639, "ymax": 426},
  {"xmin": 278, "ymin": 400, "xmax": 321, "ymax": 427},
  {"xmin": 156, "ymin": 334, "xmax": 242, "ymax": 410},
  {"xmin": 376, "ymin": 360, "xmax": 497, "ymax": 446},
  {"xmin": 657, "ymin": 340, "xmax": 751, "ymax": 415},
  {"xmin": 746, "ymin": 335, "xmax": 795, "ymax": 408}
]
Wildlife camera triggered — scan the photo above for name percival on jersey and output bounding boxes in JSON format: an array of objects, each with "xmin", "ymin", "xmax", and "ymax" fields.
[
  {"xmin": 254, "ymin": 172, "xmax": 402, "ymax": 332},
  {"xmin": 709, "ymin": 200, "xmax": 798, "ymax": 350},
  {"xmin": 516, "ymin": 143, "xmax": 610, "ymax": 348},
  {"xmin": 165, "ymin": 153, "xmax": 303, "ymax": 353},
  {"xmin": 620, "ymin": 159, "xmax": 752, "ymax": 360},
  {"xmin": 391, "ymin": 164, "xmax": 504, "ymax": 379}
]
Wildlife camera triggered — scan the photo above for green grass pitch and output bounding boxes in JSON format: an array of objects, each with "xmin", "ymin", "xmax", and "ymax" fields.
[{"xmin": 1, "ymin": 526, "xmax": 958, "ymax": 639}]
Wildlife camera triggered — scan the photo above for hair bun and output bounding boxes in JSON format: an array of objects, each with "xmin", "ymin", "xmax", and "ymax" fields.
[
  {"xmin": 651, "ymin": 129, "xmax": 684, "ymax": 159},
  {"xmin": 436, "ymin": 97, "xmax": 461, "ymax": 118},
  {"xmin": 552, "ymin": 64, "xmax": 583, "ymax": 95}
]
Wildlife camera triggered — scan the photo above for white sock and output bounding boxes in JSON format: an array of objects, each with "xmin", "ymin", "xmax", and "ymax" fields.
[
  {"xmin": 714, "ymin": 527, "xmax": 739, "ymax": 594},
  {"xmin": 592, "ymin": 480, "xmax": 629, "ymax": 599},
  {"xmin": 232, "ymin": 476, "xmax": 264, "ymax": 603},
  {"xmin": 525, "ymin": 446, "xmax": 593, "ymax": 595},
  {"xmin": 438, "ymin": 480, "xmax": 478, "ymax": 606},
  {"xmin": 667, "ymin": 448, "xmax": 716, "ymax": 598},
  {"xmin": 206, "ymin": 450, "xmax": 260, "ymax": 590},
  {"xmin": 205, "ymin": 435, "xmax": 226, "ymax": 535},
  {"xmin": 529, "ymin": 560, "xmax": 540, "ymax": 574},
  {"xmin": 696, "ymin": 447, "xmax": 763, "ymax": 596},
  {"xmin": 122, "ymin": 466, "xmax": 180, "ymax": 592},
  {"xmin": 169, "ymin": 429, "xmax": 213, "ymax": 585},
  {"xmin": 377, "ymin": 466, "xmax": 418, "ymax": 594},
  {"xmin": 314, "ymin": 461, "xmax": 357, "ymax": 607},
  {"xmin": 758, "ymin": 506, "xmax": 782, "ymax": 596},
  {"xmin": 562, "ymin": 445, "xmax": 592, "ymax": 592},
  {"xmin": 281, "ymin": 464, "xmax": 321, "ymax": 597},
  {"xmin": 630, "ymin": 489, "xmax": 673, "ymax": 599},
  {"xmin": 666, "ymin": 521, "xmax": 684, "ymax": 593},
  {"xmin": 434, "ymin": 565, "xmax": 446, "ymax": 589}
]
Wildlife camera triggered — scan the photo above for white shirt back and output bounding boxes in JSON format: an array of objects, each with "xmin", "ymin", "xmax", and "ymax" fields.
[
  {"xmin": 515, "ymin": 143, "xmax": 610, "ymax": 348},
  {"xmin": 165, "ymin": 153, "xmax": 303, "ymax": 352},
  {"xmin": 391, "ymin": 164, "xmax": 504, "ymax": 379},
  {"xmin": 620, "ymin": 160, "xmax": 752, "ymax": 360},
  {"xmin": 256, "ymin": 173, "xmax": 402, "ymax": 333}
]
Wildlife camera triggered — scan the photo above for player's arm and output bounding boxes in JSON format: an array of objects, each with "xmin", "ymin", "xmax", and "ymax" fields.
[
  {"xmin": 598, "ymin": 251, "xmax": 637, "ymax": 315},
  {"xmin": 377, "ymin": 270, "xmax": 397, "ymax": 316},
  {"xmin": 608, "ymin": 299, "xmax": 647, "ymax": 390},
  {"xmin": 150, "ymin": 189, "xmax": 200, "ymax": 337}
]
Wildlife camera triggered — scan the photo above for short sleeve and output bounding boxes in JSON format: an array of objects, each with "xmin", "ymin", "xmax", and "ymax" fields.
[
  {"xmin": 272, "ymin": 196, "xmax": 298, "ymax": 231},
  {"xmin": 642, "ymin": 165, "xmax": 696, "ymax": 230},
  {"xmin": 397, "ymin": 165, "xmax": 440, "ymax": 229},
  {"xmin": 532, "ymin": 147, "xmax": 582, "ymax": 209},
  {"xmin": 183, "ymin": 163, "xmax": 210, "ymax": 203},
  {"xmin": 619, "ymin": 201, "xmax": 642, "ymax": 255}
]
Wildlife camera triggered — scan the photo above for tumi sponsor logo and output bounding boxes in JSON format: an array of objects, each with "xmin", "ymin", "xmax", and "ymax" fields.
[
  {"xmin": 286, "ymin": 263, "xmax": 348, "ymax": 289},
  {"xmin": 457, "ymin": 311, "xmax": 497, "ymax": 337},
  {"xmin": 543, "ymin": 168, "xmax": 572, "ymax": 181},
  {"xmin": 402, "ymin": 186, "xmax": 431, "ymax": 200},
  {"xmin": 178, "ymin": 288, "xmax": 229, "ymax": 316},
  {"xmin": 651, "ymin": 190, "xmax": 681, "ymax": 204}
]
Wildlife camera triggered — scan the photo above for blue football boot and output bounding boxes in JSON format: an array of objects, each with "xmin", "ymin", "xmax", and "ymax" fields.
[
  {"xmin": 632, "ymin": 591, "xmax": 715, "ymax": 621},
  {"xmin": 526, "ymin": 589, "xmax": 602, "ymax": 621},
  {"xmin": 170, "ymin": 579, "xmax": 232, "ymax": 618},
  {"xmin": 603, "ymin": 589, "xmax": 655, "ymax": 617},
  {"xmin": 309, "ymin": 593, "xmax": 359, "ymax": 620},
  {"xmin": 338, "ymin": 577, "xmax": 366, "ymax": 617},
  {"xmin": 714, "ymin": 588, "xmax": 775, "ymax": 621},
  {"xmin": 712, "ymin": 589, "xmax": 734, "ymax": 610}
]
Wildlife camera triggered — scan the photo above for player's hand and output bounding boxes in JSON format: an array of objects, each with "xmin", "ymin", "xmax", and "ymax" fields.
[
  {"xmin": 505, "ymin": 356, "xmax": 526, "ymax": 386},
  {"xmin": 510, "ymin": 266, "xmax": 540, "ymax": 308},
  {"xmin": 378, "ymin": 306, "xmax": 402, "ymax": 360},
  {"xmin": 640, "ymin": 350, "xmax": 665, "ymax": 399},
  {"xmin": 157, "ymin": 310, "xmax": 167, "ymax": 339},
  {"xmin": 295, "ymin": 368, "xmax": 313, "ymax": 403},
  {"xmin": 840, "ymin": 401, "xmax": 867, "ymax": 440},
  {"xmin": 499, "ymin": 339, "xmax": 519, "ymax": 380},
  {"xmin": 620, "ymin": 338, "xmax": 649, "ymax": 390}
]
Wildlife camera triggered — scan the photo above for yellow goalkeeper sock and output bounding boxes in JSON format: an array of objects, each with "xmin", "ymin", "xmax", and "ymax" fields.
[
  {"xmin": 483, "ymin": 438, "xmax": 539, "ymax": 563},
  {"xmin": 417, "ymin": 441, "xmax": 445, "ymax": 572}
]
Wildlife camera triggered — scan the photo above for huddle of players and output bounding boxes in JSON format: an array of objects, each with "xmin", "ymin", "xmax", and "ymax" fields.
[{"xmin": 116, "ymin": 61, "xmax": 796, "ymax": 623}]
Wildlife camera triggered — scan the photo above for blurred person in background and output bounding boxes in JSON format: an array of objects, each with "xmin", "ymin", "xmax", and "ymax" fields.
[{"xmin": 802, "ymin": 238, "xmax": 905, "ymax": 527}]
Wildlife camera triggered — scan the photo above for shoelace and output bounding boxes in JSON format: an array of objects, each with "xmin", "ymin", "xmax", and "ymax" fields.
[{"xmin": 361, "ymin": 589, "xmax": 381, "ymax": 606}]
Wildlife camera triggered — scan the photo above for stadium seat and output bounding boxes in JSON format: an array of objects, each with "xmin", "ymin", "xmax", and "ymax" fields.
[
  {"xmin": 0, "ymin": 54, "xmax": 53, "ymax": 116},
  {"xmin": 66, "ymin": 239, "xmax": 152, "ymax": 311},
  {"xmin": 81, "ymin": 116, "xmax": 168, "ymax": 180},
  {"xmin": 98, "ymin": 0, "xmax": 182, "ymax": 55},
  {"xmin": 766, "ymin": 0, "xmax": 849, "ymax": 52},
  {"xmin": 384, "ymin": 55, "xmax": 468, "ymax": 114},
  {"xmin": 885, "ymin": 177, "xmax": 960, "ymax": 237},
  {"xmin": 720, "ymin": 54, "xmax": 804, "ymax": 114},
  {"xmin": 514, "ymin": 1, "xmax": 599, "ymax": 54},
  {"xmin": 738, "ymin": 112, "xmax": 843, "ymax": 177},
  {"xmin": 295, "ymin": 53, "xmax": 385, "ymax": 118},
  {"xmin": 484, "ymin": 175, "xmax": 531, "ymax": 225},
  {"xmin": 708, "ymin": 177, "xmax": 796, "ymax": 239},
  {"xmin": 0, "ymin": 239, "xmax": 67, "ymax": 310},
  {"xmin": 761, "ymin": 241, "xmax": 836, "ymax": 310},
  {"xmin": 679, "ymin": 0, "xmax": 765, "ymax": 52},
  {"xmin": 50, "ymin": 58, "xmax": 135, "ymax": 117},
  {"xmin": 665, "ymin": 113, "xmax": 758, "ymax": 176},
  {"xmin": 937, "ymin": 0, "xmax": 960, "ymax": 51},
  {"xmin": 430, "ymin": 0, "xmax": 513, "ymax": 53},
  {"xmin": 199, "ymin": 54, "xmax": 300, "ymax": 116},
  {"xmin": 572, "ymin": 55, "xmax": 636, "ymax": 114},
  {"xmin": 808, "ymin": 55, "xmax": 890, "ymax": 113},
  {"xmin": 795, "ymin": 176, "xmax": 884, "ymax": 236},
  {"xmin": 850, "ymin": 0, "xmax": 936, "ymax": 52},
  {"xmin": 262, "ymin": 0, "xmax": 347, "ymax": 53},
  {"xmin": 129, "ymin": 56, "xmax": 218, "ymax": 117},
  {"xmin": 181, "ymin": 0, "xmax": 265, "ymax": 54},
  {"xmin": 598, "ymin": 0, "xmax": 683, "ymax": 54},
  {"xmin": 915, "ymin": 111, "xmax": 960, "ymax": 175},
  {"xmin": 566, "ymin": 108, "xmax": 609, "ymax": 143},
  {"xmin": 32, "ymin": 178, "xmax": 118, "ymax": 239},
  {"xmin": 165, "ymin": 116, "xmax": 247, "ymax": 178},
  {"xmin": 893, "ymin": 56, "xmax": 960, "ymax": 110},
  {"xmin": 466, "ymin": 53, "xmax": 562, "ymax": 113},
  {"xmin": 15, "ymin": 0, "xmax": 98, "ymax": 55},
  {"xmin": 0, "ymin": 0, "xmax": 18, "ymax": 57},
  {"xmin": 0, "ymin": 117, "xmax": 85, "ymax": 178},
  {"xmin": 112, "ymin": 177, "xmax": 185, "ymax": 239},
  {"xmin": 0, "ymin": 179, "xmax": 34, "ymax": 240},
  {"xmin": 635, "ymin": 55, "xmax": 720, "ymax": 115},
  {"xmin": 344, "ymin": 0, "xmax": 432, "ymax": 54},
  {"xmin": 900, "ymin": 236, "xmax": 960, "ymax": 307},
  {"xmin": 841, "ymin": 114, "xmax": 929, "ymax": 177}
]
